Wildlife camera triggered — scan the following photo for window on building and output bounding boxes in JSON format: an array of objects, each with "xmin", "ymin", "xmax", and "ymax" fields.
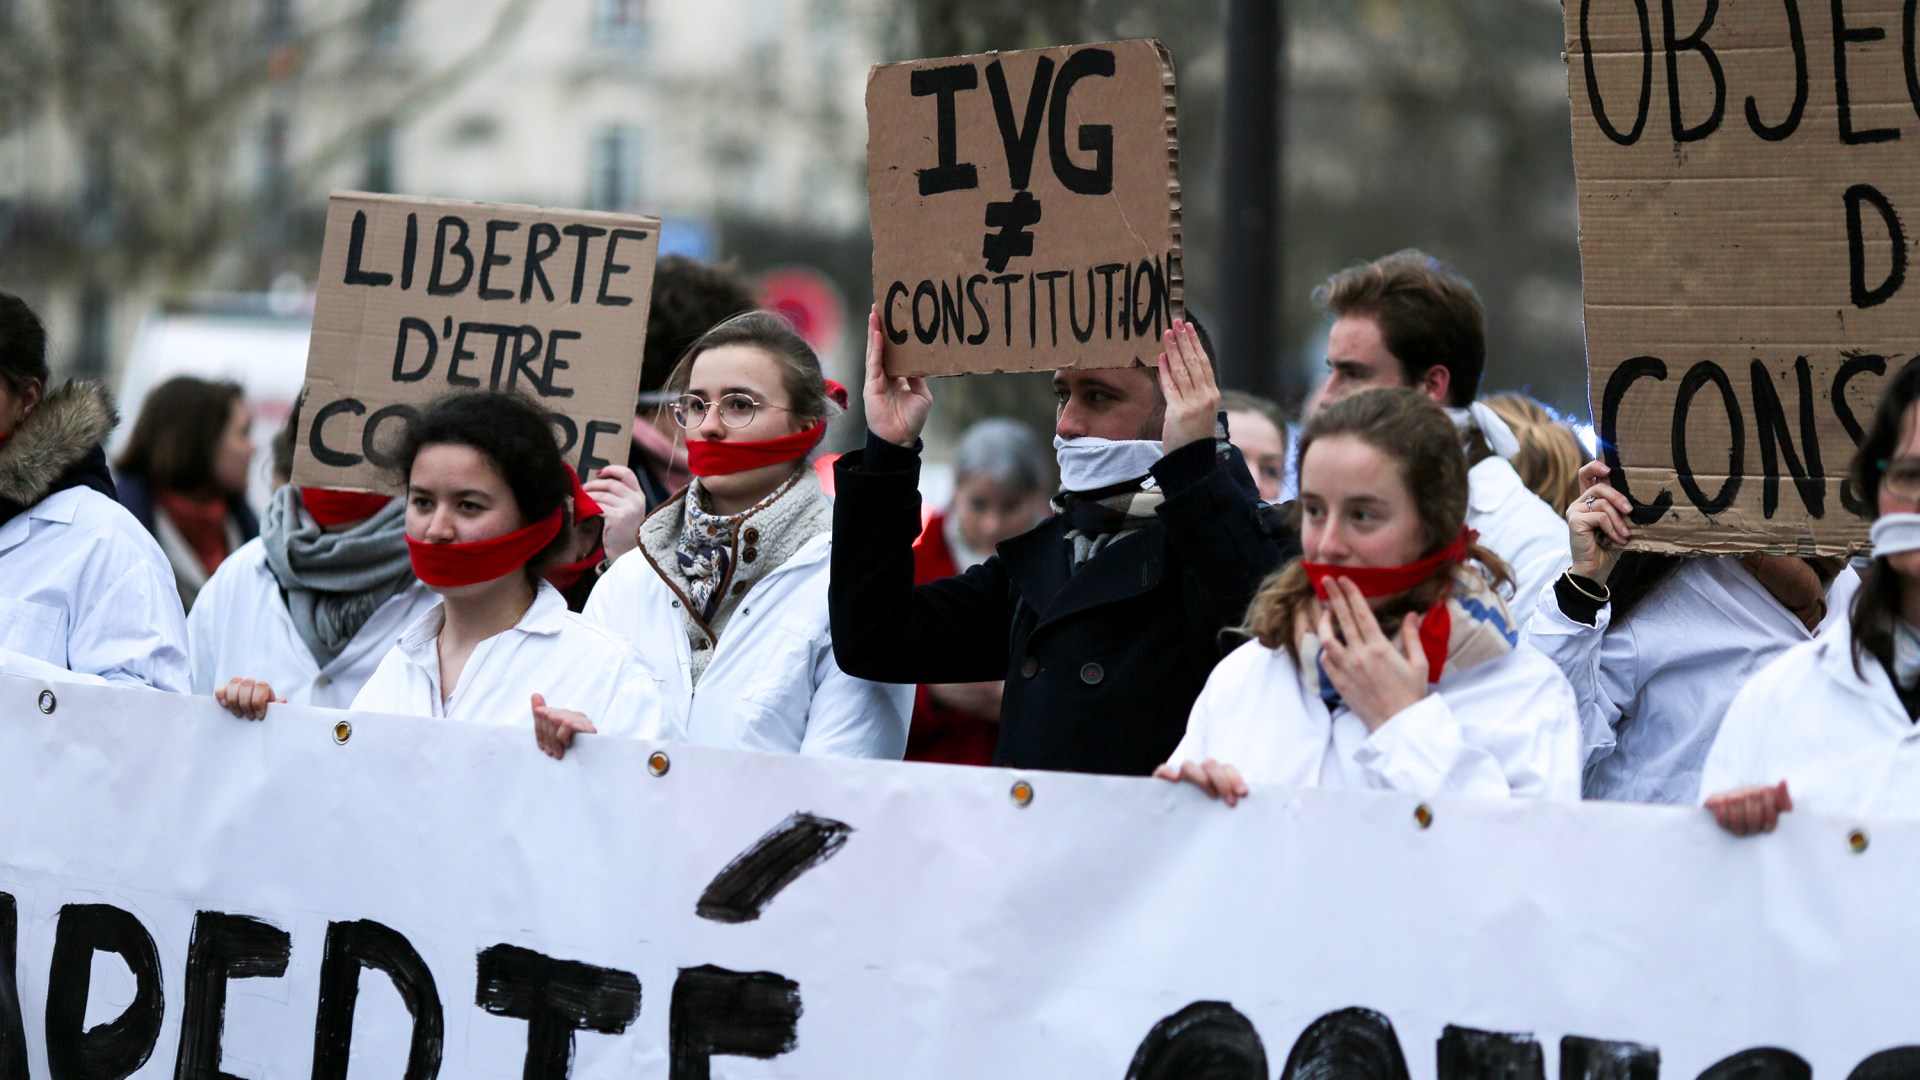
[
  {"xmin": 591, "ymin": 0, "xmax": 647, "ymax": 46},
  {"xmin": 364, "ymin": 121, "xmax": 396, "ymax": 192},
  {"xmin": 588, "ymin": 127, "xmax": 641, "ymax": 212}
]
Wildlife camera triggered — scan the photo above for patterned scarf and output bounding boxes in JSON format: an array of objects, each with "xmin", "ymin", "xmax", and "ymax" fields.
[
  {"xmin": 1052, "ymin": 478, "xmax": 1166, "ymax": 569},
  {"xmin": 675, "ymin": 470, "xmax": 805, "ymax": 623},
  {"xmin": 1295, "ymin": 568, "xmax": 1518, "ymax": 713}
]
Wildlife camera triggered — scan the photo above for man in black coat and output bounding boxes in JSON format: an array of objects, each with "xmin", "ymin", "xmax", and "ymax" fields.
[{"xmin": 830, "ymin": 315, "xmax": 1299, "ymax": 776}]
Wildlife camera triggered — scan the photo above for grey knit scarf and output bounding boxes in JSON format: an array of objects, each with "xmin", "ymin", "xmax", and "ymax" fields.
[{"xmin": 260, "ymin": 486, "xmax": 415, "ymax": 667}]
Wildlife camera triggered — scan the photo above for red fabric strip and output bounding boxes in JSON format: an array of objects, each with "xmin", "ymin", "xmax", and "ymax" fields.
[
  {"xmin": 686, "ymin": 420, "xmax": 827, "ymax": 477},
  {"xmin": 565, "ymin": 465, "xmax": 602, "ymax": 522},
  {"xmin": 407, "ymin": 507, "xmax": 564, "ymax": 588},
  {"xmin": 1301, "ymin": 529, "xmax": 1474, "ymax": 601},
  {"xmin": 299, "ymin": 487, "xmax": 393, "ymax": 527}
]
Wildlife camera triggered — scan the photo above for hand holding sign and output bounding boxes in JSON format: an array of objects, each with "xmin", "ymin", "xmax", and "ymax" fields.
[
  {"xmin": 863, "ymin": 306, "xmax": 932, "ymax": 448},
  {"xmin": 1568, "ymin": 460, "xmax": 1634, "ymax": 585}
]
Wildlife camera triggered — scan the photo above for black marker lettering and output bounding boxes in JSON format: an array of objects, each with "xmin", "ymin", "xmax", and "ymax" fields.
[
  {"xmin": 400, "ymin": 212, "xmax": 418, "ymax": 290},
  {"xmin": 579, "ymin": 419, "xmax": 622, "ymax": 475},
  {"xmin": 1037, "ymin": 270, "xmax": 1068, "ymax": 346},
  {"xmin": 1561, "ymin": 1034, "xmax": 1660, "ymax": 1080},
  {"xmin": 965, "ymin": 274, "xmax": 992, "ymax": 345},
  {"xmin": 1599, "ymin": 356, "xmax": 1676, "ymax": 525},
  {"xmin": 563, "ymin": 223, "xmax": 609, "ymax": 303},
  {"xmin": 985, "ymin": 56, "xmax": 1056, "ymax": 190},
  {"xmin": 940, "ymin": 276, "xmax": 966, "ymax": 345},
  {"xmin": 475, "ymin": 943, "xmax": 642, "ymax": 1080},
  {"xmin": 549, "ymin": 413, "xmax": 580, "ymax": 461},
  {"xmin": 883, "ymin": 281, "xmax": 912, "ymax": 345},
  {"xmin": 310, "ymin": 920, "xmax": 443, "ymax": 1080},
  {"xmin": 477, "ymin": 219, "xmax": 520, "ymax": 301},
  {"xmin": 1049, "ymin": 48, "xmax": 1116, "ymax": 194},
  {"xmin": 993, "ymin": 274, "xmax": 1021, "ymax": 346},
  {"xmin": 522, "ymin": 222, "xmax": 561, "ymax": 303},
  {"xmin": 391, "ymin": 317, "xmax": 438, "ymax": 382},
  {"xmin": 696, "ymin": 812, "xmax": 854, "ymax": 924},
  {"xmin": 912, "ymin": 281, "xmax": 940, "ymax": 345},
  {"xmin": 44, "ymin": 903, "xmax": 164, "ymax": 1080},
  {"xmin": 1125, "ymin": 1001, "xmax": 1268, "ymax": 1080},
  {"xmin": 1663, "ymin": 0, "xmax": 1726, "ymax": 143},
  {"xmin": 543, "ymin": 329, "xmax": 580, "ymax": 399},
  {"xmin": 669, "ymin": 965, "xmax": 800, "ymax": 1080},
  {"xmin": 1747, "ymin": 0, "xmax": 1808, "ymax": 139},
  {"xmin": 362, "ymin": 403, "xmax": 418, "ymax": 471},
  {"xmin": 1846, "ymin": 183, "xmax": 1907, "ymax": 308},
  {"xmin": 310, "ymin": 398, "xmax": 366, "ymax": 469},
  {"xmin": 1095, "ymin": 262, "xmax": 1126, "ymax": 339},
  {"xmin": 1281, "ymin": 1008, "xmax": 1409, "ymax": 1080},
  {"xmin": 1750, "ymin": 357, "xmax": 1825, "ymax": 518},
  {"xmin": 1067, "ymin": 268, "xmax": 1097, "ymax": 344},
  {"xmin": 446, "ymin": 321, "xmax": 482, "ymax": 388},
  {"xmin": 1584, "ymin": 0, "xmax": 1654, "ymax": 144},
  {"xmin": 1673, "ymin": 360, "xmax": 1745, "ymax": 515},
  {"xmin": 1835, "ymin": 0, "xmax": 1901, "ymax": 144},
  {"xmin": 344, "ymin": 210, "xmax": 393, "ymax": 287},
  {"xmin": 597, "ymin": 228, "xmax": 651, "ymax": 306},
  {"xmin": 506, "ymin": 326, "xmax": 547, "ymax": 395},
  {"xmin": 173, "ymin": 911, "xmax": 291, "ymax": 1080},
  {"xmin": 1134, "ymin": 258, "xmax": 1161, "ymax": 338},
  {"xmin": 1437, "ymin": 1024, "xmax": 1544, "ymax": 1080},
  {"xmin": 427, "ymin": 215, "xmax": 475, "ymax": 296},
  {"xmin": 912, "ymin": 64, "xmax": 981, "ymax": 196}
]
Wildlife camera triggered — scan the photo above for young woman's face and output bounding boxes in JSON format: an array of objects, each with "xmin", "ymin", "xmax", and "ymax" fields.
[
  {"xmin": 1298, "ymin": 434, "xmax": 1427, "ymax": 572},
  {"xmin": 684, "ymin": 344, "xmax": 810, "ymax": 503},
  {"xmin": 1880, "ymin": 403, "xmax": 1920, "ymax": 582},
  {"xmin": 407, "ymin": 443, "xmax": 527, "ymax": 590},
  {"xmin": 212, "ymin": 399, "xmax": 255, "ymax": 497}
]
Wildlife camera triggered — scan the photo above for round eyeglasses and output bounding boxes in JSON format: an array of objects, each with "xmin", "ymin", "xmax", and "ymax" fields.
[{"xmin": 669, "ymin": 393, "xmax": 791, "ymax": 430}]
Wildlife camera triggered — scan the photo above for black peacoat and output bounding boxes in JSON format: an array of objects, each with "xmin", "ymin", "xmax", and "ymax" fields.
[{"xmin": 830, "ymin": 432, "xmax": 1299, "ymax": 776}]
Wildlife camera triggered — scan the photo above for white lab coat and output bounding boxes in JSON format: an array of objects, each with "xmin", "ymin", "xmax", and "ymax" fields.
[
  {"xmin": 187, "ymin": 538, "xmax": 440, "ymax": 708},
  {"xmin": 0, "ymin": 486, "xmax": 188, "ymax": 691},
  {"xmin": 352, "ymin": 582, "xmax": 668, "ymax": 742},
  {"xmin": 585, "ymin": 533, "xmax": 911, "ymax": 758},
  {"xmin": 1700, "ymin": 615, "xmax": 1920, "ymax": 819},
  {"xmin": 1166, "ymin": 637, "xmax": 1581, "ymax": 799},
  {"xmin": 1523, "ymin": 558, "xmax": 1852, "ymax": 804},
  {"xmin": 1467, "ymin": 456, "xmax": 1569, "ymax": 630}
]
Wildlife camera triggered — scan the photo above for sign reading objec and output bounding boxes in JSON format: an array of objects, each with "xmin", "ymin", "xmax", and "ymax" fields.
[
  {"xmin": 291, "ymin": 191, "xmax": 659, "ymax": 493},
  {"xmin": 1562, "ymin": 0, "xmax": 1920, "ymax": 554},
  {"xmin": 867, "ymin": 39, "xmax": 1184, "ymax": 378}
]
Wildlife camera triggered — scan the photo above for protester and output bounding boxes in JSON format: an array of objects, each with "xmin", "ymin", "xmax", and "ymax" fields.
[
  {"xmin": 115, "ymin": 376, "xmax": 260, "ymax": 610},
  {"xmin": 831, "ymin": 313, "xmax": 1296, "ymax": 776},
  {"xmin": 906, "ymin": 417, "xmax": 1052, "ymax": 765},
  {"xmin": 585, "ymin": 256, "xmax": 760, "ymax": 572},
  {"xmin": 188, "ymin": 413, "xmax": 437, "ymax": 708},
  {"xmin": 1311, "ymin": 251, "xmax": 1566, "ymax": 628},
  {"xmin": 578, "ymin": 312, "xmax": 911, "ymax": 758},
  {"xmin": 545, "ymin": 468, "xmax": 609, "ymax": 611},
  {"xmin": 217, "ymin": 390, "xmax": 666, "ymax": 755},
  {"xmin": 1156, "ymin": 389, "xmax": 1579, "ymax": 802},
  {"xmin": 1699, "ymin": 360, "xmax": 1920, "ymax": 833},
  {"xmin": 1219, "ymin": 390, "xmax": 1288, "ymax": 505},
  {"xmin": 0, "ymin": 292, "xmax": 189, "ymax": 689},
  {"xmin": 1525, "ymin": 460, "xmax": 1848, "ymax": 804},
  {"xmin": 1482, "ymin": 393, "xmax": 1588, "ymax": 514}
]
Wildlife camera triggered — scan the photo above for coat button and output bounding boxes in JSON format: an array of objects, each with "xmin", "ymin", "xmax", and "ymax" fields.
[
  {"xmin": 731, "ymin": 581, "xmax": 748, "ymax": 595},
  {"xmin": 1079, "ymin": 662, "xmax": 1104, "ymax": 685},
  {"xmin": 693, "ymin": 638, "xmax": 710, "ymax": 651},
  {"xmin": 743, "ymin": 527, "xmax": 760, "ymax": 544},
  {"xmin": 1019, "ymin": 656, "xmax": 1038, "ymax": 678},
  {"xmin": 743, "ymin": 547, "xmax": 759, "ymax": 563}
]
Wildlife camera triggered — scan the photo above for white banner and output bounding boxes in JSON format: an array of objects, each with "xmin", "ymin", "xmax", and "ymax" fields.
[{"xmin": 0, "ymin": 673, "xmax": 1915, "ymax": 1077}]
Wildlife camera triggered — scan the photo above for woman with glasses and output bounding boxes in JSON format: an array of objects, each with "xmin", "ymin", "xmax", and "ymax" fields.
[
  {"xmin": 556, "ymin": 312, "xmax": 911, "ymax": 760},
  {"xmin": 1702, "ymin": 360, "xmax": 1920, "ymax": 833},
  {"xmin": 1525, "ymin": 464, "xmax": 1852, "ymax": 804}
]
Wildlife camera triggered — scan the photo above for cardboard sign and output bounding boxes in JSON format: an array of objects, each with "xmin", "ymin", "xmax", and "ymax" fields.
[
  {"xmin": 1560, "ymin": 2, "xmax": 1920, "ymax": 554},
  {"xmin": 291, "ymin": 191, "xmax": 659, "ymax": 492},
  {"xmin": 868, "ymin": 40, "xmax": 1183, "ymax": 378}
]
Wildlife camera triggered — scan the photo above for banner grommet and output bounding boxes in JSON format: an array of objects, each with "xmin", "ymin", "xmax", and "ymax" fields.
[
  {"xmin": 35, "ymin": 690, "xmax": 54, "ymax": 715},
  {"xmin": 332, "ymin": 720, "xmax": 352, "ymax": 745},
  {"xmin": 1010, "ymin": 780, "xmax": 1034, "ymax": 807},
  {"xmin": 648, "ymin": 751, "xmax": 671, "ymax": 777},
  {"xmin": 1414, "ymin": 804, "xmax": 1434, "ymax": 830},
  {"xmin": 1849, "ymin": 828, "xmax": 1870, "ymax": 854}
]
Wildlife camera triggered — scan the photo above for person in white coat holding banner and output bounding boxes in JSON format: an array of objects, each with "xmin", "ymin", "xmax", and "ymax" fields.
[
  {"xmin": 1157, "ymin": 388, "xmax": 1580, "ymax": 802},
  {"xmin": 189, "ymin": 417, "xmax": 438, "ymax": 708},
  {"xmin": 568, "ymin": 312, "xmax": 911, "ymax": 759},
  {"xmin": 1702, "ymin": 360, "xmax": 1920, "ymax": 834},
  {"xmin": 0, "ymin": 292, "xmax": 189, "ymax": 690},
  {"xmin": 217, "ymin": 391, "xmax": 666, "ymax": 753}
]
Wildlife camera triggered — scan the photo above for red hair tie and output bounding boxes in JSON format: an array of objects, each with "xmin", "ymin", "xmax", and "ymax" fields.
[{"xmin": 407, "ymin": 506, "xmax": 565, "ymax": 588}]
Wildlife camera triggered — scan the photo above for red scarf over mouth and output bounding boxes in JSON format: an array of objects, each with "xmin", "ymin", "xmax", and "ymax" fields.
[
  {"xmin": 407, "ymin": 507, "xmax": 565, "ymax": 588},
  {"xmin": 1300, "ymin": 529, "xmax": 1476, "ymax": 683}
]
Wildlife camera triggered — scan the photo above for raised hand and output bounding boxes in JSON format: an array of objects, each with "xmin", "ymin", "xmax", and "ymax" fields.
[
  {"xmin": 1318, "ymin": 578, "xmax": 1429, "ymax": 731},
  {"xmin": 584, "ymin": 464, "xmax": 648, "ymax": 563},
  {"xmin": 1569, "ymin": 460, "xmax": 1633, "ymax": 584},
  {"xmin": 862, "ymin": 306, "xmax": 933, "ymax": 448},
  {"xmin": 1157, "ymin": 319, "xmax": 1220, "ymax": 451}
]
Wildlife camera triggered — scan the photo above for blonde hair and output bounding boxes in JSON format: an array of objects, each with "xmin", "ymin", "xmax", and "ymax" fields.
[
  {"xmin": 1482, "ymin": 393, "xmax": 1590, "ymax": 514},
  {"xmin": 1240, "ymin": 389, "xmax": 1511, "ymax": 659}
]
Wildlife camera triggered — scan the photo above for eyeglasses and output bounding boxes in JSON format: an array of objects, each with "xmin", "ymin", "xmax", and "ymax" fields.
[
  {"xmin": 669, "ymin": 393, "xmax": 790, "ymax": 430},
  {"xmin": 1880, "ymin": 457, "xmax": 1920, "ymax": 500}
]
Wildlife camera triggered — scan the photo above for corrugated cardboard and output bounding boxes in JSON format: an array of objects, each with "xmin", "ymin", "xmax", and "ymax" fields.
[
  {"xmin": 291, "ymin": 191, "xmax": 659, "ymax": 493},
  {"xmin": 867, "ymin": 39, "xmax": 1183, "ymax": 378},
  {"xmin": 1563, "ymin": 1, "xmax": 1915, "ymax": 554}
]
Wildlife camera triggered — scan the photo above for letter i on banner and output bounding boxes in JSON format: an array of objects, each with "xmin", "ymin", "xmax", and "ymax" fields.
[
  {"xmin": 867, "ymin": 40, "xmax": 1184, "ymax": 378},
  {"xmin": 292, "ymin": 192, "xmax": 660, "ymax": 493}
]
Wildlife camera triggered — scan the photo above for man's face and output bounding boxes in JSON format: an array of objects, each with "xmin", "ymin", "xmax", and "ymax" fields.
[
  {"xmin": 1052, "ymin": 367, "xmax": 1163, "ymax": 442},
  {"xmin": 1315, "ymin": 315, "xmax": 1410, "ymax": 414}
]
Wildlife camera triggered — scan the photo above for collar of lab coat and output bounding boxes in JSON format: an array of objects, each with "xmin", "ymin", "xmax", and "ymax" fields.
[
  {"xmin": 1813, "ymin": 614, "xmax": 1905, "ymax": 715},
  {"xmin": 395, "ymin": 579, "xmax": 569, "ymax": 666},
  {"xmin": 0, "ymin": 486, "xmax": 84, "ymax": 556},
  {"xmin": 1467, "ymin": 456, "xmax": 1529, "ymax": 516}
]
